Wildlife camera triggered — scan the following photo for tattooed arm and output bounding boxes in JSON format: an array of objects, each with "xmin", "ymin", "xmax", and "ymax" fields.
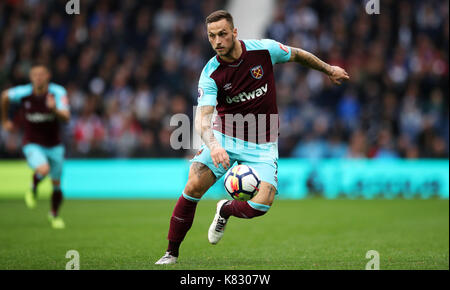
[
  {"xmin": 288, "ymin": 47, "xmax": 349, "ymax": 85},
  {"xmin": 195, "ymin": 105, "xmax": 230, "ymax": 170}
]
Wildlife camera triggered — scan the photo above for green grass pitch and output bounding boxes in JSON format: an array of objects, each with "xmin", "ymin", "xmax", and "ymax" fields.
[{"xmin": 0, "ymin": 197, "xmax": 448, "ymax": 270}]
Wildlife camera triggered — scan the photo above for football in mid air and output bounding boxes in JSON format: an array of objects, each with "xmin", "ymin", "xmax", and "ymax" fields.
[{"xmin": 224, "ymin": 165, "xmax": 260, "ymax": 201}]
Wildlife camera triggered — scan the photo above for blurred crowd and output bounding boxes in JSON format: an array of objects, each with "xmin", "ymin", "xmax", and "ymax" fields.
[
  {"xmin": 270, "ymin": 0, "xmax": 449, "ymax": 159},
  {"xmin": 0, "ymin": 0, "xmax": 448, "ymax": 159}
]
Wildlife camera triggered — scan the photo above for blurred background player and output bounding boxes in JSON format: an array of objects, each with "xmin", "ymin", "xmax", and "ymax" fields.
[
  {"xmin": 155, "ymin": 10, "xmax": 349, "ymax": 264},
  {"xmin": 1, "ymin": 63, "xmax": 70, "ymax": 229}
]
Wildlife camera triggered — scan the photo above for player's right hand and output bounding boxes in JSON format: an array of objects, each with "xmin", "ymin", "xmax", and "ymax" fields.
[
  {"xmin": 2, "ymin": 120, "xmax": 14, "ymax": 132},
  {"xmin": 210, "ymin": 146, "xmax": 230, "ymax": 170}
]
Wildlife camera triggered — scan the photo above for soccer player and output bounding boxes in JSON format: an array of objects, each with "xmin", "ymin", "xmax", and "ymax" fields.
[
  {"xmin": 1, "ymin": 63, "xmax": 70, "ymax": 229},
  {"xmin": 155, "ymin": 10, "xmax": 349, "ymax": 264}
]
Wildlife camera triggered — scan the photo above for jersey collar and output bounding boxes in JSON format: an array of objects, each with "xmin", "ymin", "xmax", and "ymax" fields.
[{"xmin": 216, "ymin": 40, "xmax": 247, "ymax": 67}]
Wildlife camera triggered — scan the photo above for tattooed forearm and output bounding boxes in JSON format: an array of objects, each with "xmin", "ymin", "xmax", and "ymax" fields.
[
  {"xmin": 201, "ymin": 128, "xmax": 221, "ymax": 150},
  {"xmin": 195, "ymin": 105, "xmax": 221, "ymax": 150},
  {"xmin": 289, "ymin": 47, "xmax": 333, "ymax": 75}
]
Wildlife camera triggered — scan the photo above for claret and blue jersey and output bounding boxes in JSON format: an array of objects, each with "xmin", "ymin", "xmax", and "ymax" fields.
[
  {"xmin": 7, "ymin": 83, "xmax": 69, "ymax": 179},
  {"xmin": 193, "ymin": 39, "xmax": 291, "ymax": 188},
  {"xmin": 198, "ymin": 39, "xmax": 291, "ymax": 144},
  {"xmin": 8, "ymin": 82, "xmax": 69, "ymax": 147}
]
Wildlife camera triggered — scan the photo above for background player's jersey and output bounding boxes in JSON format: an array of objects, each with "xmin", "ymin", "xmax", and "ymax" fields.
[
  {"xmin": 197, "ymin": 39, "xmax": 291, "ymax": 143},
  {"xmin": 8, "ymin": 83, "xmax": 69, "ymax": 147}
]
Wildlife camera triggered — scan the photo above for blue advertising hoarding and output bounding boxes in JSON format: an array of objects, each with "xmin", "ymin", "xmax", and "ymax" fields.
[{"xmin": 51, "ymin": 159, "xmax": 449, "ymax": 199}]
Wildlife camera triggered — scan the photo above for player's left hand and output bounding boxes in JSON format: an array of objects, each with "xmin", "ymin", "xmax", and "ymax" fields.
[
  {"xmin": 46, "ymin": 93, "xmax": 56, "ymax": 110},
  {"xmin": 328, "ymin": 66, "xmax": 349, "ymax": 85}
]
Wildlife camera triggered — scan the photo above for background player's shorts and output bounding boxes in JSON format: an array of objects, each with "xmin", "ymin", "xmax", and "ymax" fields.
[
  {"xmin": 191, "ymin": 130, "xmax": 279, "ymax": 190},
  {"xmin": 22, "ymin": 143, "xmax": 65, "ymax": 180}
]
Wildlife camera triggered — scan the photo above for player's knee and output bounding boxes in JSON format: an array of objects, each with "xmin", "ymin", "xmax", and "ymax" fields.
[
  {"xmin": 52, "ymin": 180, "xmax": 62, "ymax": 192},
  {"xmin": 184, "ymin": 164, "xmax": 215, "ymax": 199},
  {"xmin": 183, "ymin": 181, "xmax": 206, "ymax": 200},
  {"xmin": 251, "ymin": 182, "xmax": 276, "ymax": 206},
  {"xmin": 36, "ymin": 164, "xmax": 50, "ymax": 176}
]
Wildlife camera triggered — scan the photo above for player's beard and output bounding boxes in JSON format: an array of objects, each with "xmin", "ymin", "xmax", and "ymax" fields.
[
  {"xmin": 220, "ymin": 35, "xmax": 236, "ymax": 58},
  {"xmin": 32, "ymin": 81, "xmax": 50, "ymax": 96},
  {"xmin": 35, "ymin": 83, "xmax": 47, "ymax": 94}
]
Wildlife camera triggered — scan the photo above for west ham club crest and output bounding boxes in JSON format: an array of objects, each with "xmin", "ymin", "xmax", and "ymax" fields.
[{"xmin": 250, "ymin": 65, "xmax": 264, "ymax": 80}]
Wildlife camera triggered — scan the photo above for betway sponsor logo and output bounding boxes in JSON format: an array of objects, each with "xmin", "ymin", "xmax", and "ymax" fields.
[
  {"xmin": 225, "ymin": 83, "xmax": 267, "ymax": 104},
  {"xmin": 26, "ymin": 113, "xmax": 55, "ymax": 123}
]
